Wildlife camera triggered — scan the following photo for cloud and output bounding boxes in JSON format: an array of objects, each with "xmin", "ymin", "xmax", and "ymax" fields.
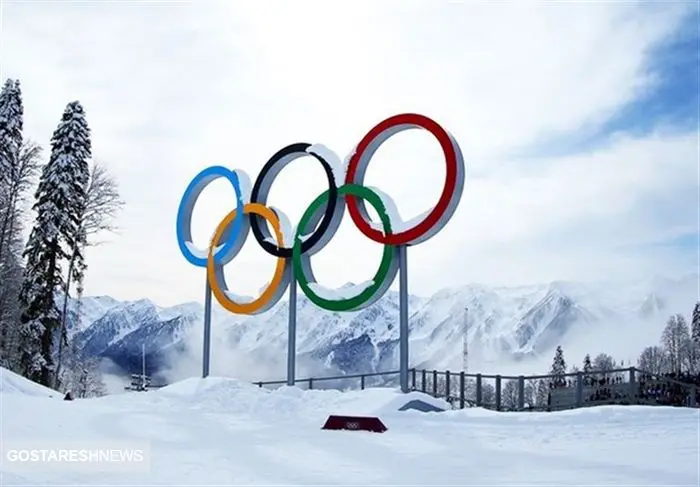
[
  {"xmin": 159, "ymin": 316, "xmax": 319, "ymax": 384},
  {"xmin": 1, "ymin": 0, "xmax": 697, "ymax": 306}
]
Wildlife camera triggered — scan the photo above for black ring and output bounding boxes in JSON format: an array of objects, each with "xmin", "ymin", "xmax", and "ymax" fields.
[{"xmin": 249, "ymin": 143, "xmax": 341, "ymax": 258}]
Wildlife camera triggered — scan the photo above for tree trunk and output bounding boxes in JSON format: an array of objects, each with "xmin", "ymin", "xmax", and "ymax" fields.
[
  {"xmin": 40, "ymin": 238, "xmax": 59, "ymax": 388},
  {"xmin": 54, "ymin": 246, "xmax": 77, "ymax": 390}
]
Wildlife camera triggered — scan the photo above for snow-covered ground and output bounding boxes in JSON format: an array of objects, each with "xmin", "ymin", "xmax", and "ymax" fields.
[{"xmin": 1, "ymin": 367, "xmax": 698, "ymax": 485}]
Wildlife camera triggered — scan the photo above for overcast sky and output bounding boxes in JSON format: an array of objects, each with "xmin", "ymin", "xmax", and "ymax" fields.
[{"xmin": 1, "ymin": 0, "xmax": 698, "ymax": 307}]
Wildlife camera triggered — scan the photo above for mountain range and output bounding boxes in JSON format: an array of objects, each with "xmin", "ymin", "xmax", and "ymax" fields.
[{"xmin": 66, "ymin": 273, "xmax": 698, "ymax": 384}]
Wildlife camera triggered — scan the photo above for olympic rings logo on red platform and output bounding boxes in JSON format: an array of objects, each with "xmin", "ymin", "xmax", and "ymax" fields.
[{"xmin": 176, "ymin": 113, "xmax": 465, "ymax": 315}]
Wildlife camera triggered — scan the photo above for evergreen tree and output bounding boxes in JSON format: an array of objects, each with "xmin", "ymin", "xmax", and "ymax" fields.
[
  {"xmin": 582, "ymin": 354, "xmax": 592, "ymax": 373},
  {"xmin": 0, "ymin": 79, "xmax": 24, "ymax": 263},
  {"xmin": 692, "ymin": 302, "xmax": 700, "ymax": 344},
  {"xmin": 550, "ymin": 345, "xmax": 567, "ymax": 387},
  {"xmin": 582, "ymin": 353, "xmax": 592, "ymax": 385},
  {"xmin": 17, "ymin": 223, "xmax": 60, "ymax": 384},
  {"xmin": 18, "ymin": 101, "xmax": 91, "ymax": 386},
  {"xmin": 0, "ymin": 79, "xmax": 21, "ymax": 178},
  {"xmin": 0, "ymin": 79, "xmax": 13, "ymax": 195}
]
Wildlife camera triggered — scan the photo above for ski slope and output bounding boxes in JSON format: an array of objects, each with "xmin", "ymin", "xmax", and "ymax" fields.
[{"xmin": 1, "ymin": 368, "xmax": 698, "ymax": 486}]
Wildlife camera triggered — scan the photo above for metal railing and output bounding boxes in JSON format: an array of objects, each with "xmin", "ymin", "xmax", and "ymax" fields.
[
  {"xmin": 253, "ymin": 367, "xmax": 700, "ymax": 411},
  {"xmin": 254, "ymin": 369, "xmax": 401, "ymax": 391}
]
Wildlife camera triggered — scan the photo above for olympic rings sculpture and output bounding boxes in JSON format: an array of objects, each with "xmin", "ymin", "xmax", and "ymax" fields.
[{"xmin": 176, "ymin": 113, "xmax": 465, "ymax": 315}]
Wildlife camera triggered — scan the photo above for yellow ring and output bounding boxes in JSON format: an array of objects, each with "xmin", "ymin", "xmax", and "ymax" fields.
[{"xmin": 207, "ymin": 203, "xmax": 287, "ymax": 314}]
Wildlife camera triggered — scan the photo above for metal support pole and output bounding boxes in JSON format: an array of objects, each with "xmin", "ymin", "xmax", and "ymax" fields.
[
  {"xmin": 576, "ymin": 372, "xmax": 584, "ymax": 407},
  {"xmin": 398, "ymin": 245, "xmax": 409, "ymax": 393},
  {"xmin": 287, "ymin": 277, "xmax": 297, "ymax": 386},
  {"xmin": 462, "ymin": 307, "xmax": 469, "ymax": 374},
  {"xmin": 202, "ymin": 276, "xmax": 212, "ymax": 378}
]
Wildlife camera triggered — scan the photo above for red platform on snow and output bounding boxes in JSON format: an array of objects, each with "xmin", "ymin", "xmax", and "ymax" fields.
[{"xmin": 321, "ymin": 415, "xmax": 387, "ymax": 433}]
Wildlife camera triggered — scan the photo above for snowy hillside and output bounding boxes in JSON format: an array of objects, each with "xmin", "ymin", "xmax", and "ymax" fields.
[
  {"xmin": 0, "ymin": 367, "xmax": 60, "ymax": 398},
  {"xmin": 0, "ymin": 369, "xmax": 697, "ymax": 485},
  {"xmin": 70, "ymin": 273, "xmax": 698, "ymax": 380}
]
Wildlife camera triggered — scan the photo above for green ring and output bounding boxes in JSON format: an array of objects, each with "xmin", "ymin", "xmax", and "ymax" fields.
[{"xmin": 293, "ymin": 184, "xmax": 396, "ymax": 312}]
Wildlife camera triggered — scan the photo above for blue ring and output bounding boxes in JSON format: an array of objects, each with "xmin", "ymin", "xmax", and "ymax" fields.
[{"xmin": 176, "ymin": 166, "xmax": 246, "ymax": 267}]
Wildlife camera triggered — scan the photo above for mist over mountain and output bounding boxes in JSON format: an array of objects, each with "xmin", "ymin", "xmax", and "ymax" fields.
[{"xmin": 69, "ymin": 273, "xmax": 698, "ymax": 385}]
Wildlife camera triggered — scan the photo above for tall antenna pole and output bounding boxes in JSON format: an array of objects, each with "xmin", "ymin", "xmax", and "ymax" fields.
[
  {"xmin": 462, "ymin": 307, "xmax": 469, "ymax": 374},
  {"xmin": 142, "ymin": 343, "xmax": 146, "ymax": 391}
]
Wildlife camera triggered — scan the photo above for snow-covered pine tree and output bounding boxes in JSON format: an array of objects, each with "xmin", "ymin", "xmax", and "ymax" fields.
[
  {"xmin": 0, "ymin": 79, "xmax": 24, "ymax": 263},
  {"xmin": 0, "ymin": 79, "xmax": 19, "ymax": 363},
  {"xmin": 17, "ymin": 221, "xmax": 61, "ymax": 384},
  {"xmin": 692, "ymin": 302, "xmax": 700, "ymax": 344},
  {"xmin": 582, "ymin": 354, "xmax": 592, "ymax": 373},
  {"xmin": 549, "ymin": 345, "xmax": 567, "ymax": 387},
  {"xmin": 18, "ymin": 101, "xmax": 91, "ymax": 387},
  {"xmin": 51, "ymin": 101, "xmax": 91, "ymax": 276},
  {"xmin": 0, "ymin": 79, "xmax": 14, "ymax": 211},
  {"xmin": 582, "ymin": 353, "xmax": 592, "ymax": 384}
]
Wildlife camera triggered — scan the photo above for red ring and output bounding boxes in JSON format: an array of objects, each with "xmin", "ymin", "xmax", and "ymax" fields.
[{"xmin": 344, "ymin": 113, "xmax": 460, "ymax": 246}]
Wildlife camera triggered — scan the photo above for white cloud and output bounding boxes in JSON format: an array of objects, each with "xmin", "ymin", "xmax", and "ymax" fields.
[{"xmin": 1, "ymin": 0, "xmax": 696, "ymax": 306}]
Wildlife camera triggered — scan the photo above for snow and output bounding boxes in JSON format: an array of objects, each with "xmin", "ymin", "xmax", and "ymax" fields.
[
  {"xmin": 224, "ymin": 291, "xmax": 256, "ymax": 304},
  {"xmin": 184, "ymin": 240, "xmax": 224, "ymax": 260},
  {"xmin": 235, "ymin": 169, "xmax": 252, "ymax": 204},
  {"xmin": 268, "ymin": 206, "xmax": 294, "ymax": 247},
  {"xmin": 297, "ymin": 232, "xmax": 313, "ymax": 243},
  {"xmin": 392, "ymin": 208, "xmax": 433, "ymax": 232},
  {"xmin": 343, "ymin": 145, "xmax": 356, "ymax": 166},
  {"xmin": 184, "ymin": 241, "xmax": 205, "ymax": 260},
  {"xmin": 308, "ymin": 280, "xmax": 374, "ymax": 300},
  {"xmin": 67, "ymin": 273, "xmax": 699, "ymax": 384},
  {"xmin": 258, "ymin": 281, "xmax": 272, "ymax": 295},
  {"xmin": 307, "ymin": 143, "xmax": 346, "ymax": 187},
  {"xmin": 63, "ymin": 295, "xmax": 121, "ymax": 334},
  {"xmin": 157, "ymin": 301, "xmax": 202, "ymax": 322},
  {"xmin": 365, "ymin": 186, "xmax": 401, "ymax": 230},
  {"xmin": 1, "ymin": 369, "xmax": 698, "ymax": 485},
  {"xmin": 183, "ymin": 170, "xmax": 248, "ymax": 260},
  {"xmin": 364, "ymin": 186, "xmax": 434, "ymax": 234},
  {"xmin": 0, "ymin": 368, "xmax": 58, "ymax": 398}
]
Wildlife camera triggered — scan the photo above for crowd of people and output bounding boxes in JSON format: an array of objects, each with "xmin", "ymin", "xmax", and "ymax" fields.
[
  {"xmin": 636, "ymin": 372, "xmax": 700, "ymax": 407},
  {"xmin": 546, "ymin": 372, "xmax": 700, "ymax": 408}
]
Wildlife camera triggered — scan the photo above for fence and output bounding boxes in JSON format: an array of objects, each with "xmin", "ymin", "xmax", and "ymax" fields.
[
  {"xmin": 254, "ymin": 367, "xmax": 700, "ymax": 412},
  {"xmin": 254, "ymin": 370, "xmax": 402, "ymax": 392}
]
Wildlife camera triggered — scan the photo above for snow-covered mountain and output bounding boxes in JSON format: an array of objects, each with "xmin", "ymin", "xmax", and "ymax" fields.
[{"xmin": 71, "ymin": 273, "xmax": 698, "ymax": 382}]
